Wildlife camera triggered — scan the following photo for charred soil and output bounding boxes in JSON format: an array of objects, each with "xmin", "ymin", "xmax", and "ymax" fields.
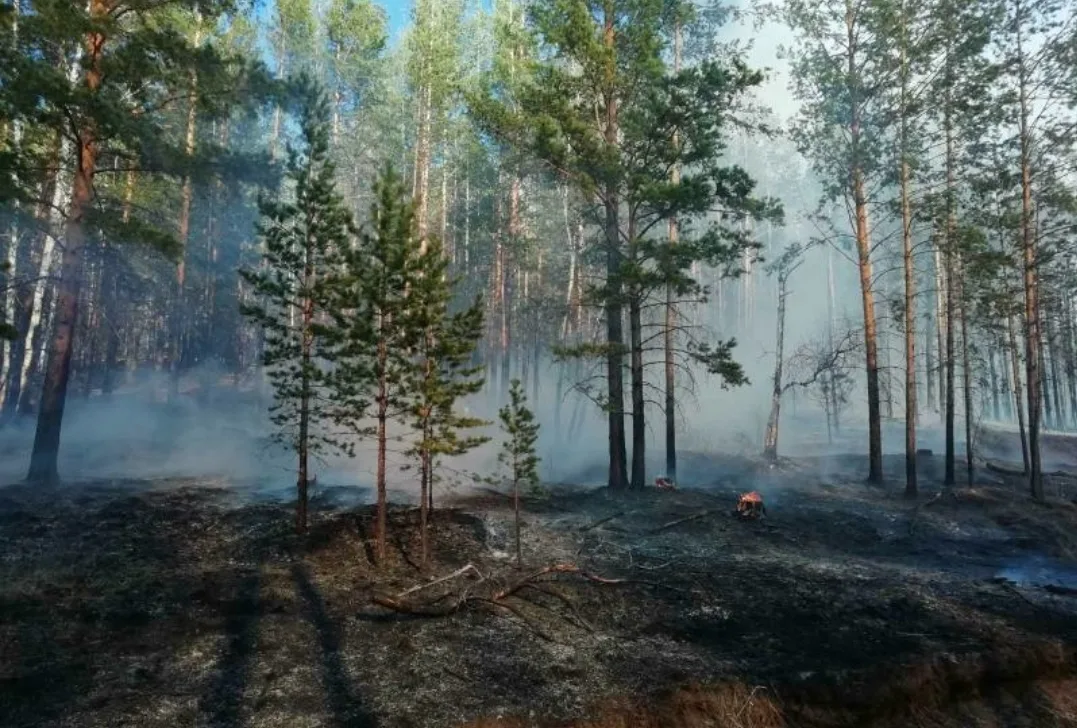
[{"xmin": 2, "ymin": 454, "xmax": 1077, "ymax": 727}]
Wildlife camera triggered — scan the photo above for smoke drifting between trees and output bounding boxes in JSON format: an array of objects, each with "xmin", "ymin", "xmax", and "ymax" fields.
[{"xmin": 0, "ymin": 0, "xmax": 1075, "ymax": 510}]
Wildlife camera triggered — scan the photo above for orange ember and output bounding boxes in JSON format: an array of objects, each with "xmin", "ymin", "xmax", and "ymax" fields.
[
  {"xmin": 736, "ymin": 491, "xmax": 765, "ymax": 519},
  {"xmin": 655, "ymin": 477, "xmax": 676, "ymax": 491}
]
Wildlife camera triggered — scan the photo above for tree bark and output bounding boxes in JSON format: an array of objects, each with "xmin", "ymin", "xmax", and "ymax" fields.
[
  {"xmin": 664, "ymin": 20, "xmax": 681, "ymax": 483},
  {"xmin": 27, "ymin": 2, "xmax": 107, "ymax": 483},
  {"xmin": 375, "ymin": 314, "xmax": 389, "ymax": 563},
  {"xmin": 628, "ymin": 222, "xmax": 645, "ymax": 491},
  {"xmin": 1017, "ymin": 30, "xmax": 1043, "ymax": 500},
  {"xmin": 1007, "ymin": 313, "xmax": 1030, "ymax": 474},
  {"xmin": 847, "ymin": 5, "xmax": 882, "ymax": 482},
  {"xmin": 603, "ymin": 2, "xmax": 627, "ymax": 491},
  {"xmin": 763, "ymin": 272, "xmax": 787, "ymax": 460},
  {"xmin": 958, "ymin": 257, "xmax": 973, "ymax": 486},
  {"xmin": 170, "ymin": 14, "xmax": 203, "ymax": 400},
  {"xmin": 901, "ymin": 156, "xmax": 917, "ymax": 496}
]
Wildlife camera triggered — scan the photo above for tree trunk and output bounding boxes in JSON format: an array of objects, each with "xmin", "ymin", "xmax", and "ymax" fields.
[
  {"xmin": 988, "ymin": 349, "xmax": 1000, "ymax": 422},
  {"xmin": 513, "ymin": 470, "xmax": 522, "ymax": 568},
  {"xmin": 1018, "ymin": 53, "xmax": 1043, "ymax": 500},
  {"xmin": 763, "ymin": 274, "xmax": 787, "ymax": 460},
  {"xmin": 664, "ymin": 20, "xmax": 681, "ymax": 483},
  {"xmin": 934, "ymin": 246, "xmax": 947, "ymax": 417},
  {"xmin": 1007, "ymin": 313, "xmax": 1030, "ymax": 474},
  {"xmin": 853, "ymin": 169, "xmax": 882, "ymax": 482},
  {"xmin": 944, "ymin": 228, "xmax": 955, "ymax": 486},
  {"xmin": 170, "ymin": 14, "xmax": 203, "ymax": 400},
  {"xmin": 958, "ymin": 257, "xmax": 973, "ymax": 486},
  {"xmin": 27, "ymin": 2, "xmax": 107, "ymax": 483},
  {"xmin": 296, "ymin": 239, "xmax": 315, "ymax": 536},
  {"xmin": 847, "ymin": 8, "xmax": 882, "ymax": 482},
  {"xmin": 901, "ymin": 155, "xmax": 917, "ymax": 496},
  {"xmin": 628, "ymin": 268, "xmax": 645, "ymax": 489},
  {"xmin": 375, "ymin": 315, "xmax": 389, "ymax": 564},
  {"xmin": 603, "ymin": 5, "xmax": 627, "ymax": 491},
  {"xmin": 415, "ymin": 85, "xmax": 432, "ymax": 248}
]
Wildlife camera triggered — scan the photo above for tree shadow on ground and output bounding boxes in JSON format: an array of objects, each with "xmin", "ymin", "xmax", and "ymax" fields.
[
  {"xmin": 0, "ymin": 482, "xmax": 265, "ymax": 728},
  {"xmin": 292, "ymin": 562, "xmax": 378, "ymax": 728},
  {"xmin": 198, "ymin": 565, "xmax": 264, "ymax": 728}
]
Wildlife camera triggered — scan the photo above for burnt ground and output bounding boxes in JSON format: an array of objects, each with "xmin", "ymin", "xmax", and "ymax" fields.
[{"xmin": 2, "ymin": 452, "xmax": 1077, "ymax": 728}]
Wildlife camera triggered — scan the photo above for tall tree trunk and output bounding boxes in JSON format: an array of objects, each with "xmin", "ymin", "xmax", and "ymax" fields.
[
  {"xmin": 958, "ymin": 257, "xmax": 973, "ymax": 485},
  {"xmin": 169, "ymin": 14, "xmax": 203, "ymax": 400},
  {"xmin": 925, "ymin": 300, "xmax": 936, "ymax": 413},
  {"xmin": 847, "ymin": 6, "xmax": 882, "ymax": 482},
  {"xmin": 296, "ymin": 238, "xmax": 316, "ymax": 535},
  {"xmin": 375, "ymin": 316, "xmax": 388, "ymax": 563},
  {"xmin": 1017, "ymin": 39, "xmax": 1043, "ymax": 500},
  {"xmin": 901, "ymin": 156, "xmax": 917, "ymax": 496},
  {"xmin": 603, "ymin": 2, "xmax": 627, "ymax": 491},
  {"xmin": 664, "ymin": 19, "xmax": 681, "ymax": 483},
  {"xmin": 1046, "ymin": 313, "xmax": 1064, "ymax": 431},
  {"xmin": 944, "ymin": 227, "xmax": 955, "ymax": 485},
  {"xmin": 1007, "ymin": 313, "xmax": 1030, "ymax": 473},
  {"xmin": 763, "ymin": 273, "xmax": 788, "ymax": 460},
  {"xmin": 897, "ymin": 4, "xmax": 917, "ymax": 495},
  {"xmin": 27, "ymin": 2, "xmax": 107, "ymax": 483},
  {"xmin": 988, "ymin": 348, "xmax": 1001, "ymax": 421},
  {"xmin": 934, "ymin": 246, "xmax": 947, "ymax": 416},
  {"xmin": 415, "ymin": 85, "xmax": 432, "ymax": 248},
  {"xmin": 628, "ymin": 221, "xmax": 645, "ymax": 490},
  {"xmin": 942, "ymin": 55, "xmax": 958, "ymax": 486}
]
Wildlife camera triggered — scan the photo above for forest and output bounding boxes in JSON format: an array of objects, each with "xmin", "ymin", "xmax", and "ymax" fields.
[{"xmin": 1, "ymin": 0, "xmax": 1077, "ymax": 726}]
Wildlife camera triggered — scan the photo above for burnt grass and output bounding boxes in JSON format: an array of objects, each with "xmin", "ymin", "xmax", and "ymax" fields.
[{"xmin": 2, "ymin": 453, "xmax": 1077, "ymax": 727}]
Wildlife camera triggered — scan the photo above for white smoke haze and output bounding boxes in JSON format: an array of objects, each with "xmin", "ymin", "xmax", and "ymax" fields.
[{"xmin": 0, "ymin": 2, "xmax": 1052, "ymax": 502}]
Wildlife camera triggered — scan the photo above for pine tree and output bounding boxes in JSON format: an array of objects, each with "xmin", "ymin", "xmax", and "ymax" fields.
[
  {"xmin": 328, "ymin": 163, "xmax": 424, "ymax": 564},
  {"xmin": 404, "ymin": 236, "xmax": 488, "ymax": 568},
  {"xmin": 473, "ymin": 0, "xmax": 777, "ymax": 490},
  {"xmin": 783, "ymin": 0, "xmax": 891, "ymax": 483},
  {"xmin": 498, "ymin": 378, "xmax": 540, "ymax": 568},
  {"xmin": 240, "ymin": 84, "xmax": 354, "ymax": 534},
  {"xmin": 0, "ymin": 0, "xmax": 274, "ymax": 483}
]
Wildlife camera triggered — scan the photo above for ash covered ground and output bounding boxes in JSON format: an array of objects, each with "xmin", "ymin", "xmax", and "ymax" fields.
[{"xmin": 2, "ymin": 444, "xmax": 1077, "ymax": 727}]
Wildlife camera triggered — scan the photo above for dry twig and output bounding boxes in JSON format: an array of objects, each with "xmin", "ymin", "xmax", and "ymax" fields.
[
  {"xmin": 650, "ymin": 509, "xmax": 719, "ymax": 534},
  {"xmin": 396, "ymin": 563, "xmax": 483, "ymax": 599}
]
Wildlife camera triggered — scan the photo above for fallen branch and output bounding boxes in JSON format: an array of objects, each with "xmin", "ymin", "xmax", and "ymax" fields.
[
  {"xmin": 396, "ymin": 563, "xmax": 483, "ymax": 599},
  {"xmin": 370, "ymin": 593, "xmax": 469, "ymax": 616},
  {"xmin": 492, "ymin": 563, "xmax": 627, "ymax": 601},
  {"xmin": 370, "ymin": 561, "xmax": 632, "ymax": 640},
  {"xmin": 650, "ymin": 509, "xmax": 719, "ymax": 534}
]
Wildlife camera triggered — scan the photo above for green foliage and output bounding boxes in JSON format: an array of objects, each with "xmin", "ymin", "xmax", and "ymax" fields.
[
  {"xmin": 688, "ymin": 339, "xmax": 748, "ymax": 388},
  {"xmin": 498, "ymin": 378, "xmax": 542, "ymax": 496},
  {"xmin": 0, "ymin": 0, "xmax": 278, "ymax": 249},
  {"xmin": 325, "ymin": 163, "xmax": 424, "ymax": 436},
  {"xmin": 239, "ymin": 82, "xmax": 355, "ymax": 457},
  {"xmin": 404, "ymin": 237, "xmax": 491, "ymax": 467}
]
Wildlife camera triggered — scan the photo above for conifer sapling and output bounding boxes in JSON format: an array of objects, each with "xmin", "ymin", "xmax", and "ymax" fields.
[
  {"xmin": 240, "ymin": 83, "xmax": 355, "ymax": 534},
  {"xmin": 498, "ymin": 378, "xmax": 541, "ymax": 568}
]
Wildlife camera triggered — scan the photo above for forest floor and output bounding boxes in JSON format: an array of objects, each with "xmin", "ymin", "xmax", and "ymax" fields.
[{"xmin": 3, "ymin": 450, "xmax": 1077, "ymax": 728}]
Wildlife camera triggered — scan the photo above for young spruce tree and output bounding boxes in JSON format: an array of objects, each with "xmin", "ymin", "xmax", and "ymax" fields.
[
  {"xmin": 240, "ymin": 85, "xmax": 354, "ymax": 534},
  {"xmin": 498, "ymin": 378, "xmax": 541, "ymax": 568}
]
